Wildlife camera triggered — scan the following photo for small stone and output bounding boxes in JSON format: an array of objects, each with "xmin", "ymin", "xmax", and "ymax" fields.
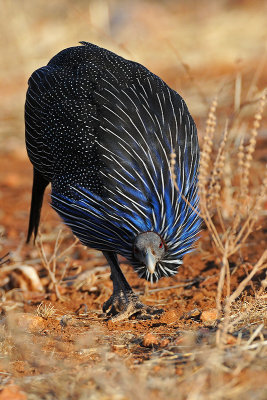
[
  {"xmin": 226, "ymin": 334, "xmax": 237, "ymax": 345},
  {"xmin": 0, "ymin": 385, "xmax": 27, "ymax": 400},
  {"xmin": 182, "ymin": 308, "xmax": 201, "ymax": 320},
  {"xmin": 14, "ymin": 313, "xmax": 45, "ymax": 333},
  {"xmin": 200, "ymin": 309, "xmax": 219, "ymax": 326},
  {"xmin": 143, "ymin": 333, "xmax": 159, "ymax": 347},
  {"xmin": 160, "ymin": 309, "xmax": 178, "ymax": 324},
  {"xmin": 11, "ymin": 265, "xmax": 44, "ymax": 292},
  {"xmin": 175, "ymin": 367, "xmax": 184, "ymax": 376}
]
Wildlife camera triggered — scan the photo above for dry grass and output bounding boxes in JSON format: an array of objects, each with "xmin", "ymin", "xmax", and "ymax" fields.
[
  {"xmin": 36, "ymin": 302, "xmax": 55, "ymax": 319},
  {"xmin": 230, "ymin": 297, "xmax": 267, "ymax": 331},
  {"xmin": 0, "ymin": 0, "xmax": 267, "ymax": 399},
  {"xmin": 199, "ymin": 92, "xmax": 266, "ymax": 261},
  {"xmin": 36, "ymin": 230, "xmax": 79, "ymax": 300},
  {"xmin": 197, "ymin": 90, "xmax": 266, "ymax": 346},
  {"xmin": 0, "ymin": 89, "xmax": 263, "ymax": 399},
  {"xmin": 0, "ymin": 311, "xmax": 266, "ymax": 400}
]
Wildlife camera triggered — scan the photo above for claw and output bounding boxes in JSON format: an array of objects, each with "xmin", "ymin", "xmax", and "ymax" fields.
[
  {"xmin": 102, "ymin": 297, "xmax": 113, "ymax": 313},
  {"xmin": 102, "ymin": 290, "xmax": 164, "ymax": 321}
]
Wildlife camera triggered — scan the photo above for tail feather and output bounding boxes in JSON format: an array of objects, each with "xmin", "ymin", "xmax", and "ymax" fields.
[{"xmin": 26, "ymin": 168, "xmax": 49, "ymax": 243}]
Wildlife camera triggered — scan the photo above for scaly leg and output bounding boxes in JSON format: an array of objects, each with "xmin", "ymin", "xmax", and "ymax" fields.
[{"xmin": 102, "ymin": 251, "xmax": 163, "ymax": 321}]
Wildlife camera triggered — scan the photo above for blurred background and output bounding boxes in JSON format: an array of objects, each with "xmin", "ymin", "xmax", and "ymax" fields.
[
  {"xmin": 0, "ymin": 1, "xmax": 266, "ymax": 394},
  {"xmin": 0, "ymin": 0, "xmax": 266, "ymax": 153}
]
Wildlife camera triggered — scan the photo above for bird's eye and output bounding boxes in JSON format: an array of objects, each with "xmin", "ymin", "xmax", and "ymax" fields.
[{"xmin": 159, "ymin": 242, "xmax": 163, "ymax": 249}]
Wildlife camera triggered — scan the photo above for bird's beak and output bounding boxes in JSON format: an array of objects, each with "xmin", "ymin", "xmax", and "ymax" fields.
[{"xmin": 145, "ymin": 248, "xmax": 156, "ymax": 274}]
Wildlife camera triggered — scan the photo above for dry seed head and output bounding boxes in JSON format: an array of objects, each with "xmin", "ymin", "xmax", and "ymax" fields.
[
  {"xmin": 207, "ymin": 120, "xmax": 228, "ymax": 210},
  {"xmin": 205, "ymin": 97, "xmax": 217, "ymax": 137},
  {"xmin": 200, "ymin": 160, "xmax": 209, "ymax": 169},
  {"xmin": 237, "ymin": 138, "xmax": 244, "ymax": 164},
  {"xmin": 242, "ymin": 91, "xmax": 266, "ymax": 197},
  {"xmin": 199, "ymin": 97, "xmax": 218, "ymax": 197},
  {"xmin": 208, "ymin": 139, "xmax": 213, "ymax": 147},
  {"xmin": 249, "ymin": 138, "xmax": 256, "ymax": 147},
  {"xmin": 255, "ymin": 113, "xmax": 262, "ymax": 120}
]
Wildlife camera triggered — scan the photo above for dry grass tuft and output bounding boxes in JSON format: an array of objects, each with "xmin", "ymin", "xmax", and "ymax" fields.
[
  {"xmin": 1, "ymin": 317, "xmax": 266, "ymax": 400},
  {"xmin": 230, "ymin": 297, "xmax": 267, "ymax": 331},
  {"xmin": 171, "ymin": 87, "xmax": 266, "ymax": 350},
  {"xmin": 197, "ymin": 90, "xmax": 267, "ymax": 346},
  {"xmin": 36, "ymin": 230, "xmax": 79, "ymax": 300},
  {"xmin": 36, "ymin": 302, "xmax": 56, "ymax": 319},
  {"xmin": 199, "ymin": 91, "xmax": 266, "ymax": 259}
]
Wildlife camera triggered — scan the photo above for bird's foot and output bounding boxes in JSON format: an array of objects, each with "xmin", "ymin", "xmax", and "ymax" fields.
[{"xmin": 103, "ymin": 290, "xmax": 163, "ymax": 322}]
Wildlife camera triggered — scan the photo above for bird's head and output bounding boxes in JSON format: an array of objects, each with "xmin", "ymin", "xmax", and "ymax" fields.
[{"xmin": 133, "ymin": 232, "xmax": 166, "ymax": 282}]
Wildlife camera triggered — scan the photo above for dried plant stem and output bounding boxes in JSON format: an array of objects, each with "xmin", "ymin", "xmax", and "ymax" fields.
[
  {"xmin": 216, "ymin": 204, "xmax": 226, "ymax": 234},
  {"xmin": 216, "ymin": 260, "xmax": 227, "ymax": 315},
  {"xmin": 217, "ymin": 250, "xmax": 267, "ymax": 347},
  {"xmin": 197, "ymin": 92, "xmax": 266, "ymax": 349},
  {"xmin": 201, "ymin": 202, "xmax": 224, "ymax": 253},
  {"xmin": 37, "ymin": 231, "xmax": 79, "ymax": 300},
  {"xmin": 216, "ymin": 241, "xmax": 231, "ymax": 315},
  {"xmin": 198, "ymin": 97, "xmax": 218, "ymax": 204},
  {"xmin": 241, "ymin": 90, "xmax": 266, "ymax": 197},
  {"xmin": 208, "ymin": 120, "xmax": 229, "ymax": 211},
  {"xmin": 38, "ymin": 237, "xmax": 62, "ymax": 300},
  {"xmin": 227, "ymin": 250, "xmax": 267, "ymax": 305}
]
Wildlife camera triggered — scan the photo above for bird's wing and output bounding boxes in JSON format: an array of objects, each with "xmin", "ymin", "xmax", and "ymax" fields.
[
  {"xmin": 25, "ymin": 59, "xmax": 101, "ymax": 189},
  {"xmin": 51, "ymin": 70, "xmax": 201, "ymax": 264},
  {"xmin": 25, "ymin": 42, "xmax": 201, "ymax": 268},
  {"xmin": 94, "ymin": 73, "xmax": 200, "ymax": 252}
]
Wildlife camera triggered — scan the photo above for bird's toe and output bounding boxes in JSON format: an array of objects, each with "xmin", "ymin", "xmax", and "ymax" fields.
[
  {"xmin": 102, "ymin": 296, "xmax": 113, "ymax": 313},
  {"xmin": 103, "ymin": 290, "xmax": 164, "ymax": 321},
  {"xmin": 103, "ymin": 291, "xmax": 128, "ymax": 315}
]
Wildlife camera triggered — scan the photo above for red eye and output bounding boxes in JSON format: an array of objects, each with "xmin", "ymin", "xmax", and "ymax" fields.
[{"xmin": 159, "ymin": 242, "xmax": 163, "ymax": 249}]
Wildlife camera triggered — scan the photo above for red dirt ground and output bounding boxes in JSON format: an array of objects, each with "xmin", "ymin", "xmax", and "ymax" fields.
[{"xmin": 0, "ymin": 144, "xmax": 266, "ymax": 390}]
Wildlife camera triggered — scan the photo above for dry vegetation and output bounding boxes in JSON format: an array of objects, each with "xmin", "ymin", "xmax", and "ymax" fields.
[
  {"xmin": 0, "ymin": 0, "xmax": 267, "ymax": 399},
  {"xmin": 198, "ymin": 91, "xmax": 267, "ymax": 345}
]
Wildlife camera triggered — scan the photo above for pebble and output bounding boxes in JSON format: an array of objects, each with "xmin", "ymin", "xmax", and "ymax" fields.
[
  {"xmin": 159, "ymin": 309, "xmax": 178, "ymax": 324},
  {"xmin": 200, "ymin": 309, "xmax": 219, "ymax": 326},
  {"xmin": 143, "ymin": 333, "xmax": 159, "ymax": 347},
  {"xmin": 15, "ymin": 313, "xmax": 45, "ymax": 333},
  {"xmin": 11, "ymin": 265, "xmax": 44, "ymax": 292},
  {"xmin": 0, "ymin": 385, "xmax": 27, "ymax": 400}
]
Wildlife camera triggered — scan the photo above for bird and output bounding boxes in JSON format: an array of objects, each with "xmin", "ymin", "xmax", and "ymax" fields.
[{"xmin": 25, "ymin": 42, "xmax": 201, "ymax": 321}]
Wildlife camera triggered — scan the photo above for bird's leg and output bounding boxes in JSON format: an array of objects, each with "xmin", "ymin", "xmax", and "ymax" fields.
[{"xmin": 102, "ymin": 251, "xmax": 163, "ymax": 321}]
